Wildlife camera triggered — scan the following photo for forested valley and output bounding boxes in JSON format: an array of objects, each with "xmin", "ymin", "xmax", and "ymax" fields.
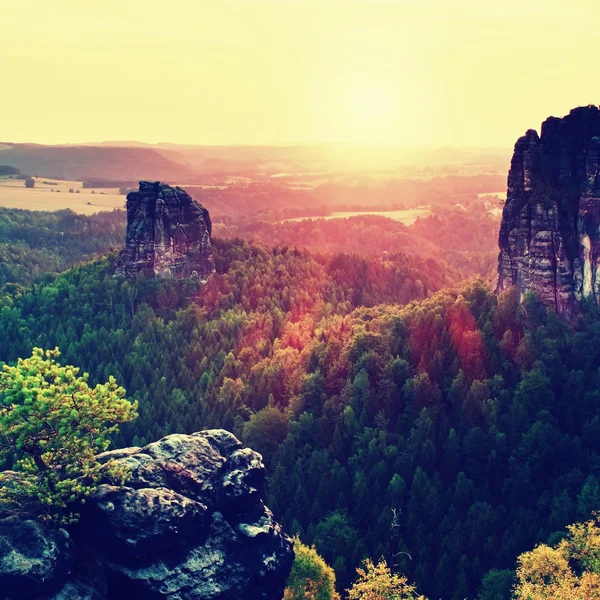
[
  {"xmin": 0, "ymin": 202, "xmax": 500, "ymax": 289},
  {"xmin": 2, "ymin": 215, "xmax": 600, "ymax": 599},
  {"xmin": 0, "ymin": 208, "xmax": 125, "ymax": 286}
]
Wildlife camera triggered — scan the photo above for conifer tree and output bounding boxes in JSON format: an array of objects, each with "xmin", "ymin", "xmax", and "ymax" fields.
[{"xmin": 0, "ymin": 348, "xmax": 137, "ymax": 523}]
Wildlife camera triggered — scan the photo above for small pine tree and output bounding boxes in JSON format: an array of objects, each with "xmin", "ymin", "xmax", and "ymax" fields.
[{"xmin": 0, "ymin": 348, "xmax": 138, "ymax": 524}]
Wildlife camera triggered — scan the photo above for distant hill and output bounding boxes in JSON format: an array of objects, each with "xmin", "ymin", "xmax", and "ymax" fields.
[
  {"xmin": 1, "ymin": 141, "xmax": 511, "ymax": 179},
  {"xmin": 0, "ymin": 143, "xmax": 198, "ymax": 182},
  {"xmin": 0, "ymin": 165, "xmax": 22, "ymax": 176}
]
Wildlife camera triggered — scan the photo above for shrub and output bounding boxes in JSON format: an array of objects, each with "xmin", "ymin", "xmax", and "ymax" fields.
[{"xmin": 284, "ymin": 537, "xmax": 340, "ymax": 600}]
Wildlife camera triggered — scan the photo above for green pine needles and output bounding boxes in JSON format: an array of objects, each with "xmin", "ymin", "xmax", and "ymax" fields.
[{"xmin": 0, "ymin": 348, "xmax": 137, "ymax": 524}]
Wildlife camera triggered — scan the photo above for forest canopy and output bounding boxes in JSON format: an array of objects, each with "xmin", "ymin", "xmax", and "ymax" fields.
[
  {"xmin": 1, "ymin": 233, "xmax": 600, "ymax": 598},
  {"xmin": 0, "ymin": 207, "xmax": 125, "ymax": 287}
]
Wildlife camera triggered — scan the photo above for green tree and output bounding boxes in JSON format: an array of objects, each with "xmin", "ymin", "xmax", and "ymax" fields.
[
  {"xmin": 0, "ymin": 348, "xmax": 137, "ymax": 523},
  {"xmin": 314, "ymin": 510, "xmax": 360, "ymax": 584},
  {"xmin": 284, "ymin": 536, "xmax": 340, "ymax": 600},
  {"xmin": 477, "ymin": 569, "xmax": 514, "ymax": 600},
  {"xmin": 24, "ymin": 177, "xmax": 35, "ymax": 188},
  {"xmin": 578, "ymin": 475, "xmax": 600, "ymax": 518},
  {"xmin": 242, "ymin": 405, "xmax": 288, "ymax": 465}
]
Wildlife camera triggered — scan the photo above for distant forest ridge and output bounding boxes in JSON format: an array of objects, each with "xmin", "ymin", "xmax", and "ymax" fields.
[{"xmin": 0, "ymin": 141, "xmax": 509, "ymax": 186}]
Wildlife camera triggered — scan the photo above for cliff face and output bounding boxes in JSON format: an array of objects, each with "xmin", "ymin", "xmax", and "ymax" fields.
[
  {"xmin": 497, "ymin": 105, "xmax": 600, "ymax": 319},
  {"xmin": 115, "ymin": 181, "xmax": 215, "ymax": 280},
  {"xmin": 0, "ymin": 430, "xmax": 293, "ymax": 600}
]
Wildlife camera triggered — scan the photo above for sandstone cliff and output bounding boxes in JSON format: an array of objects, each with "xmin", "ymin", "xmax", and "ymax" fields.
[
  {"xmin": 497, "ymin": 105, "xmax": 600, "ymax": 319},
  {"xmin": 0, "ymin": 430, "xmax": 293, "ymax": 600},
  {"xmin": 115, "ymin": 181, "xmax": 215, "ymax": 280}
]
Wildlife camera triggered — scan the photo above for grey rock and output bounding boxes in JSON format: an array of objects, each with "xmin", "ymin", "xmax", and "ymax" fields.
[
  {"xmin": 96, "ymin": 447, "xmax": 141, "ymax": 464},
  {"xmin": 49, "ymin": 581, "xmax": 105, "ymax": 600},
  {"xmin": 0, "ymin": 517, "xmax": 73, "ymax": 599},
  {"xmin": 221, "ymin": 448, "xmax": 265, "ymax": 516},
  {"xmin": 115, "ymin": 181, "xmax": 215, "ymax": 281},
  {"xmin": 78, "ymin": 430, "xmax": 293, "ymax": 599},
  {"xmin": 0, "ymin": 430, "xmax": 293, "ymax": 600},
  {"xmin": 109, "ymin": 511, "xmax": 291, "ymax": 600},
  {"xmin": 80, "ymin": 485, "xmax": 208, "ymax": 559},
  {"xmin": 497, "ymin": 105, "xmax": 600, "ymax": 319},
  {"xmin": 106, "ymin": 432, "xmax": 240, "ymax": 503}
]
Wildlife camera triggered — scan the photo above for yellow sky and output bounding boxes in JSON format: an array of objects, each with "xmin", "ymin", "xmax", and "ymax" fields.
[{"xmin": 2, "ymin": 0, "xmax": 599, "ymax": 147}]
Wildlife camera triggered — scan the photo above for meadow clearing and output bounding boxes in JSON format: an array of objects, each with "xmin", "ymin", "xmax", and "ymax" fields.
[
  {"xmin": 281, "ymin": 208, "xmax": 431, "ymax": 225},
  {"xmin": 0, "ymin": 177, "xmax": 125, "ymax": 215}
]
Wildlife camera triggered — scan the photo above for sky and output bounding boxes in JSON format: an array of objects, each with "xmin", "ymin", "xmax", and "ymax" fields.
[{"xmin": 2, "ymin": 0, "xmax": 599, "ymax": 147}]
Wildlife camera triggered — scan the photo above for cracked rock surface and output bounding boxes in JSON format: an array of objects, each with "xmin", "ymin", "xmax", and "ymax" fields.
[
  {"xmin": 0, "ymin": 430, "xmax": 293, "ymax": 600},
  {"xmin": 497, "ymin": 105, "xmax": 600, "ymax": 319},
  {"xmin": 115, "ymin": 181, "xmax": 215, "ymax": 281}
]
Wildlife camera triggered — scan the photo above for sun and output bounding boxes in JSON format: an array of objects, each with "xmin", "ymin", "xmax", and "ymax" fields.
[
  {"xmin": 309, "ymin": 71, "xmax": 408, "ymax": 146},
  {"xmin": 345, "ymin": 81, "xmax": 394, "ymax": 142}
]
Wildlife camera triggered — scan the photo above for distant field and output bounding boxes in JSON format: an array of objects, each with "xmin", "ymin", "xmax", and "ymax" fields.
[
  {"xmin": 0, "ymin": 177, "xmax": 125, "ymax": 214},
  {"xmin": 477, "ymin": 191, "xmax": 505, "ymax": 218},
  {"xmin": 281, "ymin": 208, "xmax": 431, "ymax": 225},
  {"xmin": 478, "ymin": 191, "xmax": 507, "ymax": 200}
]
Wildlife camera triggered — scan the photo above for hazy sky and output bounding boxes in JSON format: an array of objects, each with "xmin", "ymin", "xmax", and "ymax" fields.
[{"xmin": 2, "ymin": 0, "xmax": 599, "ymax": 147}]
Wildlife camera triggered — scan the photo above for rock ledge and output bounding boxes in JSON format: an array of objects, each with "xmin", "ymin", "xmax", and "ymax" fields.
[{"xmin": 0, "ymin": 430, "xmax": 293, "ymax": 600}]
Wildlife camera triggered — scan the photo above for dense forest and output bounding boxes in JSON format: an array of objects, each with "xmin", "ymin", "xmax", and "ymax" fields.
[
  {"xmin": 2, "ymin": 227, "xmax": 600, "ymax": 599},
  {"xmin": 0, "ymin": 208, "xmax": 125, "ymax": 286},
  {"xmin": 215, "ymin": 205, "xmax": 501, "ymax": 280},
  {"xmin": 0, "ymin": 203, "xmax": 499, "ymax": 288}
]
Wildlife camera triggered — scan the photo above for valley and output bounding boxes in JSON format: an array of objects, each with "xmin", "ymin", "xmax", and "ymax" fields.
[
  {"xmin": 1, "ymin": 111, "xmax": 599, "ymax": 598},
  {"xmin": 2, "ymin": 1, "xmax": 600, "ymax": 598}
]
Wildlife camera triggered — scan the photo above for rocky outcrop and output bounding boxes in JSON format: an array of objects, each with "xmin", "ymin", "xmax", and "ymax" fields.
[
  {"xmin": 0, "ymin": 430, "xmax": 293, "ymax": 600},
  {"xmin": 0, "ymin": 517, "xmax": 74, "ymax": 599},
  {"xmin": 497, "ymin": 105, "xmax": 600, "ymax": 319},
  {"xmin": 115, "ymin": 181, "xmax": 215, "ymax": 281}
]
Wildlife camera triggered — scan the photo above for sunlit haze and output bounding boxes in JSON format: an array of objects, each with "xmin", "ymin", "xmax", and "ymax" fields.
[{"xmin": 2, "ymin": 0, "xmax": 599, "ymax": 147}]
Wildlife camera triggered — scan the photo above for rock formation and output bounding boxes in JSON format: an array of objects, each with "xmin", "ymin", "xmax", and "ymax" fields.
[
  {"xmin": 115, "ymin": 181, "xmax": 215, "ymax": 280},
  {"xmin": 0, "ymin": 430, "xmax": 293, "ymax": 600},
  {"xmin": 497, "ymin": 105, "xmax": 600, "ymax": 319}
]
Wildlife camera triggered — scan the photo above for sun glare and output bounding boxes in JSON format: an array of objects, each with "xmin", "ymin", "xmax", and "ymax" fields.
[{"xmin": 346, "ymin": 83, "xmax": 393, "ymax": 139}]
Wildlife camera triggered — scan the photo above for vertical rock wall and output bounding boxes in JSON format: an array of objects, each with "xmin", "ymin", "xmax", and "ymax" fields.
[
  {"xmin": 116, "ymin": 181, "xmax": 215, "ymax": 281},
  {"xmin": 497, "ymin": 105, "xmax": 600, "ymax": 319}
]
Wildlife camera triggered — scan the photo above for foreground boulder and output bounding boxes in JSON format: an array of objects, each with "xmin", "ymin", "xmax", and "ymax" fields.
[
  {"xmin": 0, "ymin": 517, "xmax": 73, "ymax": 599},
  {"xmin": 115, "ymin": 181, "xmax": 215, "ymax": 281},
  {"xmin": 0, "ymin": 430, "xmax": 293, "ymax": 600},
  {"xmin": 497, "ymin": 105, "xmax": 600, "ymax": 319}
]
